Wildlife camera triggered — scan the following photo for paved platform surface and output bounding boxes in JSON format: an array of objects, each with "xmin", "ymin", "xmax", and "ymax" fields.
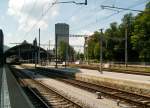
[
  {"xmin": 23, "ymin": 63, "xmax": 150, "ymax": 83},
  {"xmin": 1, "ymin": 65, "xmax": 34, "ymax": 108},
  {"xmin": 79, "ymin": 69, "xmax": 150, "ymax": 84}
]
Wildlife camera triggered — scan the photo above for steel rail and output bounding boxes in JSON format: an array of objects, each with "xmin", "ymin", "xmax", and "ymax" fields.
[
  {"xmin": 9, "ymin": 66, "xmax": 84, "ymax": 108},
  {"xmin": 35, "ymin": 68, "xmax": 150, "ymax": 108}
]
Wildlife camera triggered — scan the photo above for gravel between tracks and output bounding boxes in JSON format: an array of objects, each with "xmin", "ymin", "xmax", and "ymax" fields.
[{"xmin": 15, "ymin": 65, "xmax": 123, "ymax": 108}]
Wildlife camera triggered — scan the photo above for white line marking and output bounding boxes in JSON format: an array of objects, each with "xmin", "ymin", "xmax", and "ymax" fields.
[{"xmin": 1, "ymin": 67, "xmax": 11, "ymax": 108}]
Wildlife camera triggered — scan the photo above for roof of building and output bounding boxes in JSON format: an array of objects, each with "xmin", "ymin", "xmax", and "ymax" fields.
[{"xmin": 5, "ymin": 40, "xmax": 48, "ymax": 58}]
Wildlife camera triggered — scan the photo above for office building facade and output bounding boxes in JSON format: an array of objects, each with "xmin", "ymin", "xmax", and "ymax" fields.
[{"xmin": 55, "ymin": 23, "xmax": 69, "ymax": 46}]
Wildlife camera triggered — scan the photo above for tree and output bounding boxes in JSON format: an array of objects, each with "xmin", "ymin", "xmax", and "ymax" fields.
[
  {"xmin": 131, "ymin": 2, "xmax": 150, "ymax": 61},
  {"xmin": 94, "ymin": 42, "xmax": 100, "ymax": 60},
  {"xmin": 83, "ymin": 1, "xmax": 150, "ymax": 62},
  {"xmin": 86, "ymin": 31, "xmax": 100, "ymax": 59},
  {"xmin": 58, "ymin": 41, "xmax": 75, "ymax": 61}
]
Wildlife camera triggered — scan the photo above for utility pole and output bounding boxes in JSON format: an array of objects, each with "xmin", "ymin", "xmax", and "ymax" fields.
[
  {"xmin": 18, "ymin": 47, "xmax": 21, "ymax": 59},
  {"xmin": 49, "ymin": 40, "xmax": 51, "ymax": 50},
  {"xmin": 55, "ymin": 34, "xmax": 58, "ymax": 68},
  {"xmin": 84, "ymin": 36, "xmax": 89, "ymax": 64},
  {"xmin": 65, "ymin": 43, "xmax": 69, "ymax": 68},
  {"xmin": 84, "ymin": 37, "xmax": 87, "ymax": 63},
  {"xmin": 86, "ymin": 44, "xmax": 89, "ymax": 65},
  {"xmin": 33, "ymin": 38, "xmax": 37, "ymax": 69},
  {"xmin": 125, "ymin": 24, "xmax": 128, "ymax": 68},
  {"xmin": 48, "ymin": 40, "xmax": 50, "ymax": 66},
  {"xmin": 99, "ymin": 29, "xmax": 103, "ymax": 74},
  {"xmin": 38, "ymin": 28, "xmax": 41, "ymax": 65},
  {"xmin": 47, "ymin": 48, "xmax": 49, "ymax": 66}
]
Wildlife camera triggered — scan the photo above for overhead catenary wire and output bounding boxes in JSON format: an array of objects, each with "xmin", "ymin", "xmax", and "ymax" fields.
[
  {"xmin": 68, "ymin": 0, "xmax": 108, "ymax": 24},
  {"xmin": 53, "ymin": 0, "xmax": 87, "ymax": 24},
  {"xmin": 21, "ymin": 0, "xmax": 26, "ymax": 13},
  {"xmin": 74, "ymin": 0, "xmax": 114, "ymax": 26},
  {"xmin": 21, "ymin": 0, "xmax": 57, "ymax": 40},
  {"xmin": 19, "ymin": 0, "xmax": 39, "ymax": 42},
  {"xmin": 71, "ymin": 12, "xmax": 118, "ymax": 32},
  {"xmin": 10, "ymin": 0, "xmax": 26, "ymax": 43},
  {"xmin": 70, "ymin": 0, "xmax": 147, "ymax": 32},
  {"xmin": 21, "ymin": 0, "xmax": 88, "ymax": 42},
  {"xmin": 15, "ymin": 0, "xmax": 38, "ymax": 37},
  {"xmin": 64, "ymin": 6, "xmax": 84, "ymax": 22},
  {"xmin": 23, "ymin": 0, "xmax": 38, "ymax": 27},
  {"xmin": 101, "ymin": 5, "xmax": 144, "ymax": 12},
  {"xmin": 52, "ymin": 0, "xmax": 87, "ymax": 5}
]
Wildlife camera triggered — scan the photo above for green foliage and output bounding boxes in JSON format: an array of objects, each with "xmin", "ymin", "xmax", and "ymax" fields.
[
  {"xmin": 146, "ymin": 1, "xmax": 150, "ymax": 9},
  {"xmin": 58, "ymin": 41, "xmax": 75, "ymax": 61},
  {"xmin": 76, "ymin": 52, "xmax": 84, "ymax": 61},
  {"xmin": 86, "ymin": 31, "xmax": 100, "ymax": 59},
  {"xmin": 131, "ymin": 2, "xmax": 150, "ymax": 61},
  {"xmin": 85, "ymin": 1, "xmax": 150, "ymax": 62},
  {"xmin": 94, "ymin": 42, "xmax": 100, "ymax": 59}
]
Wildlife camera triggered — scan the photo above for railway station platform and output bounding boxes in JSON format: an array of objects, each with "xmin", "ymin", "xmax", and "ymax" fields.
[
  {"xmin": 0, "ymin": 65, "xmax": 34, "ymax": 108},
  {"xmin": 22, "ymin": 64, "xmax": 150, "ymax": 97}
]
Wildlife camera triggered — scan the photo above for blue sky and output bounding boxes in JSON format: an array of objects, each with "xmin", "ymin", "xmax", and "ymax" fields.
[{"xmin": 0, "ymin": 0, "xmax": 148, "ymax": 52}]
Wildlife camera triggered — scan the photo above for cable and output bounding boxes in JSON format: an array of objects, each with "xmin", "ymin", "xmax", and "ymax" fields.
[
  {"xmin": 24, "ymin": 0, "xmax": 38, "ymax": 26},
  {"xmin": 65, "ymin": 6, "xmax": 84, "ymax": 22},
  {"xmin": 21, "ymin": 0, "xmax": 25, "ymax": 13},
  {"xmin": 70, "ymin": 0, "xmax": 147, "ymax": 32},
  {"xmin": 71, "ymin": 12, "xmax": 118, "ymax": 32},
  {"xmin": 68, "ymin": 0, "xmax": 108, "ymax": 24},
  {"xmin": 53, "ymin": 0, "xmax": 87, "ymax": 5},
  {"xmin": 21, "ymin": 0, "xmax": 57, "ymax": 40},
  {"xmin": 15, "ymin": 0, "xmax": 38, "ymax": 42},
  {"xmin": 11, "ymin": 0, "xmax": 26, "ymax": 41}
]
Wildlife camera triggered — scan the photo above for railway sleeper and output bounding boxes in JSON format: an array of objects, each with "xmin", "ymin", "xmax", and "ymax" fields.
[{"xmin": 33, "ymin": 68, "xmax": 150, "ymax": 107}]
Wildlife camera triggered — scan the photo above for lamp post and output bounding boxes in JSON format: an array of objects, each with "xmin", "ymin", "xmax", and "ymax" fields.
[
  {"xmin": 125, "ymin": 24, "xmax": 128, "ymax": 68},
  {"xmin": 99, "ymin": 29, "xmax": 103, "ymax": 74},
  {"xmin": 55, "ymin": 34, "xmax": 58, "ymax": 68}
]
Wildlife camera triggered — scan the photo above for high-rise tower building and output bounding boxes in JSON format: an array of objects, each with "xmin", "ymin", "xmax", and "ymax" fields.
[{"xmin": 55, "ymin": 23, "xmax": 69, "ymax": 46}]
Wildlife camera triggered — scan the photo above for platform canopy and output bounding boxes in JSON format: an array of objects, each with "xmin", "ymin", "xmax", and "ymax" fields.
[{"xmin": 4, "ymin": 40, "xmax": 50, "ymax": 60}]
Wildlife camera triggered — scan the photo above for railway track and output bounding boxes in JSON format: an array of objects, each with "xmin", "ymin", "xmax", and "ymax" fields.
[
  {"xmin": 24, "ymin": 86, "xmax": 50, "ymax": 108},
  {"xmin": 30, "ymin": 67, "xmax": 150, "ymax": 108},
  {"xmin": 9, "ymin": 67, "xmax": 84, "ymax": 108}
]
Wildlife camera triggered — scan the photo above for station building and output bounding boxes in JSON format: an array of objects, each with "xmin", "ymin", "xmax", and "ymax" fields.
[{"xmin": 4, "ymin": 40, "xmax": 52, "ymax": 64}]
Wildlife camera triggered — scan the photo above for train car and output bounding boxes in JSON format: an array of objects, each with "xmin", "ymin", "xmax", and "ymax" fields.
[{"xmin": 6, "ymin": 55, "xmax": 21, "ymax": 65}]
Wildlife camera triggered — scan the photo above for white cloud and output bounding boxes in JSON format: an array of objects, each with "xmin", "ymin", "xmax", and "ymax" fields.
[
  {"xmin": 69, "ymin": 30, "xmax": 94, "ymax": 53},
  {"xmin": 0, "ymin": 16, "xmax": 5, "ymax": 21},
  {"xmin": 4, "ymin": 32, "xmax": 13, "ymax": 46},
  {"xmin": 80, "ymin": 30, "xmax": 94, "ymax": 36},
  {"xmin": 70, "ymin": 16, "xmax": 78, "ymax": 22},
  {"xmin": 7, "ymin": 0, "xmax": 59, "ymax": 31},
  {"xmin": 70, "ymin": 30, "xmax": 93, "ymax": 46}
]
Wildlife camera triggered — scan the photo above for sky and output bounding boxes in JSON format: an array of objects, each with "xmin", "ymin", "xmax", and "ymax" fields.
[{"xmin": 0, "ymin": 0, "xmax": 148, "ymax": 52}]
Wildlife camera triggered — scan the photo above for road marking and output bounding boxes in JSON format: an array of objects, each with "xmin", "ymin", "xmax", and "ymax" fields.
[{"xmin": 1, "ymin": 67, "xmax": 11, "ymax": 108}]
